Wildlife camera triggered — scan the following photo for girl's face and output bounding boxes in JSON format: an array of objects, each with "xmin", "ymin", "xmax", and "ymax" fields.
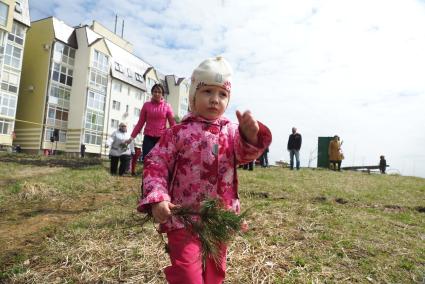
[
  {"xmin": 194, "ymin": 85, "xmax": 230, "ymax": 120},
  {"xmin": 152, "ymin": 87, "xmax": 163, "ymax": 102}
]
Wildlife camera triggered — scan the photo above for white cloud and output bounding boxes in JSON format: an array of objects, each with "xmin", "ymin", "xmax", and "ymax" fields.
[{"xmin": 29, "ymin": 0, "xmax": 425, "ymax": 177}]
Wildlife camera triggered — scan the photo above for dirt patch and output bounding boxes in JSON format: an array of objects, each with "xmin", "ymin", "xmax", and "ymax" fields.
[
  {"xmin": 0, "ymin": 154, "xmax": 102, "ymax": 169},
  {"xmin": 242, "ymin": 191, "xmax": 270, "ymax": 199},
  {"xmin": 0, "ymin": 174, "xmax": 140, "ymax": 271},
  {"xmin": 414, "ymin": 206, "xmax": 425, "ymax": 213},
  {"xmin": 384, "ymin": 204, "xmax": 404, "ymax": 212},
  {"xmin": 335, "ymin": 197, "xmax": 349, "ymax": 204},
  {"xmin": 0, "ymin": 167, "xmax": 63, "ymax": 186},
  {"xmin": 312, "ymin": 196, "xmax": 327, "ymax": 203}
]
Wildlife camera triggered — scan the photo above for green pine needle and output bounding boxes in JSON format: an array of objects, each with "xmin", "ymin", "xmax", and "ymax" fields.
[
  {"xmin": 140, "ymin": 198, "xmax": 248, "ymax": 264},
  {"xmin": 172, "ymin": 198, "xmax": 248, "ymax": 264}
]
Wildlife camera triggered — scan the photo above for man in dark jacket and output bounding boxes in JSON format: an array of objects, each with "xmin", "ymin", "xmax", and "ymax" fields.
[{"xmin": 287, "ymin": 127, "xmax": 302, "ymax": 170}]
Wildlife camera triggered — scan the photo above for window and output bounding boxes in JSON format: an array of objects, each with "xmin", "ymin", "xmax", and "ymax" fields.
[
  {"xmin": 180, "ymin": 97, "xmax": 189, "ymax": 116},
  {"xmin": 1, "ymin": 71, "xmax": 19, "ymax": 94},
  {"xmin": 8, "ymin": 22, "xmax": 25, "ymax": 45},
  {"xmin": 92, "ymin": 50, "xmax": 109, "ymax": 73},
  {"xmin": 87, "ymin": 90, "xmax": 105, "ymax": 111},
  {"xmin": 4, "ymin": 44, "xmax": 22, "ymax": 69},
  {"xmin": 46, "ymin": 105, "xmax": 68, "ymax": 128},
  {"xmin": 111, "ymin": 119, "xmax": 119, "ymax": 129},
  {"xmin": 135, "ymin": 90, "xmax": 143, "ymax": 101},
  {"xmin": 44, "ymin": 127, "xmax": 66, "ymax": 142},
  {"xmin": 52, "ymin": 63, "xmax": 73, "ymax": 86},
  {"xmin": 134, "ymin": 107, "xmax": 140, "ymax": 117},
  {"xmin": 89, "ymin": 69, "xmax": 107, "ymax": 92},
  {"xmin": 0, "ymin": 118, "xmax": 12, "ymax": 134},
  {"xmin": 49, "ymin": 83, "xmax": 70, "ymax": 109},
  {"xmin": 147, "ymin": 78, "xmax": 156, "ymax": 93},
  {"xmin": 0, "ymin": 2, "xmax": 8, "ymax": 27},
  {"xmin": 114, "ymin": 62, "xmax": 124, "ymax": 73},
  {"xmin": 84, "ymin": 130, "xmax": 102, "ymax": 145},
  {"xmin": 14, "ymin": 1, "xmax": 22, "ymax": 14},
  {"xmin": 0, "ymin": 93, "xmax": 17, "ymax": 117},
  {"xmin": 112, "ymin": 100, "xmax": 120, "ymax": 110},
  {"xmin": 53, "ymin": 42, "xmax": 75, "ymax": 66},
  {"xmin": 135, "ymin": 73, "xmax": 143, "ymax": 83},
  {"xmin": 85, "ymin": 109, "xmax": 104, "ymax": 131},
  {"xmin": 122, "ymin": 84, "xmax": 128, "ymax": 95},
  {"xmin": 113, "ymin": 81, "xmax": 122, "ymax": 92},
  {"xmin": 125, "ymin": 105, "xmax": 129, "ymax": 113}
]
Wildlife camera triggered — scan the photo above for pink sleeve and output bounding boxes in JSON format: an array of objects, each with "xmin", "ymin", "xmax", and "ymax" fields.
[
  {"xmin": 131, "ymin": 103, "xmax": 147, "ymax": 138},
  {"xmin": 137, "ymin": 128, "xmax": 177, "ymax": 213},
  {"xmin": 234, "ymin": 121, "xmax": 272, "ymax": 165},
  {"xmin": 167, "ymin": 104, "xmax": 176, "ymax": 127}
]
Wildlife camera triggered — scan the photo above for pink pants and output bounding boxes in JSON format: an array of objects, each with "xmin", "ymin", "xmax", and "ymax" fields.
[{"xmin": 165, "ymin": 229, "xmax": 226, "ymax": 284}]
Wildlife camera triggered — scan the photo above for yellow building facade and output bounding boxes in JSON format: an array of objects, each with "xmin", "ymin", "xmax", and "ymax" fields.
[
  {"xmin": 15, "ymin": 17, "xmax": 189, "ymax": 156},
  {"xmin": 0, "ymin": 0, "xmax": 30, "ymax": 148}
]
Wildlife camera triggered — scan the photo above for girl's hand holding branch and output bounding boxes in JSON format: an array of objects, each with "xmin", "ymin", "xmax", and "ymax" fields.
[
  {"xmin": 152, "ymin": 201, "xmax": 177, "ymax": 224},
  {"xmin": 236, "ymin": 110, "xmax": 259, "ymax": 145}
]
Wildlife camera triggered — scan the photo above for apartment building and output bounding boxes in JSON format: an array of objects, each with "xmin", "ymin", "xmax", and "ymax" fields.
[
  {"xmin": 0, "ymin": 0, "xmax": 30, "ymax": 148},
  {"xmin": 15, "ymin": 17, "xmax": 188, "ymax": 156}
]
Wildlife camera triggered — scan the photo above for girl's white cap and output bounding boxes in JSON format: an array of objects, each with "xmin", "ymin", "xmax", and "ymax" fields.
[{"xmin": 189, "ymin": 56, "xmax": 233, "ymax": 109}]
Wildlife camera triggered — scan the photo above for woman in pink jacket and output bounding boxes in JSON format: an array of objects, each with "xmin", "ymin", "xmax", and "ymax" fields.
[
  {"xmin": 126, "ymin": 83, "xmax": 176, "ymax": 161},
  {"xmin": 137, "ymin": 57, "xmax": 272, "ymax": 284}
]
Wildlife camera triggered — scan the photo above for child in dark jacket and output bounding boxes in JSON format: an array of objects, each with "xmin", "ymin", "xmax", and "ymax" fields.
[{"xmin": 379, "ymin": 155, "xmax": 387, "ymax": 174}]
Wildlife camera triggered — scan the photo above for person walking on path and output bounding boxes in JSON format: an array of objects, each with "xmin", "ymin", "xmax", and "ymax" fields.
[
  {"xmin": 126, "ymin": 83, "xmax": 176, "ymax": 162},
  {"xmin": 328, "ymin": 135, "xmax": 343, "ymax": 171},
  {"xmin": 137, "ymin": 56, "xmax": 272, "ymax": 284},
  {"xmin": 260, "ymin": 147, "xmax": 269, "ymax": 167},
  {"xmin": 379, "ymin": 155, "xmax": 387, "ymax": 174},
  {"xmin": 107, "ymin": 122, "xmax": 135, "ymax": 176},
  {"xmin": 287, "ymin": 127, "xmax": 302, "ymax": 170}
]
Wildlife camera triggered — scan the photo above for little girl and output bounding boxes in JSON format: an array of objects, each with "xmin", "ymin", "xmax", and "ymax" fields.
[{"xmin": 137, "ymin": 56, "xmax": 272, "ymax": 284}]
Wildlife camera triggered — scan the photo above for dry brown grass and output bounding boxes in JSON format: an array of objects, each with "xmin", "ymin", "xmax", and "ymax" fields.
[
  {"xmin": 1, "ymin": 159, "xmax": 424, "ymax": 283},
  {"xmin": 17, "ymin": 181, "xmax": 59, "ymax": 200}
]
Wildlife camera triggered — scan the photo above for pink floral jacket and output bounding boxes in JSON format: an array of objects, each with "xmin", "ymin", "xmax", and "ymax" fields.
[{"xmin": 137, "ymin": 113, "xmax": 272, "ymax": 233}]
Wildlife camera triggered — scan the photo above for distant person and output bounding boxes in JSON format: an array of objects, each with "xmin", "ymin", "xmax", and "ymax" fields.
[
  {"xmin": 328, "ymin": 135, "xmax": 343, "ymax": 171},
  {"xmin": 107, "ymin": 122, "xmax": 135, "ymax": 176},
  {"xmin": 243, "ymin": 161, "xmax": 254, "ymax": 171},
  {"xmin": 287, "ymin": 127, "xmax": 302, "ymax": 170},
  {"xmin": 379, "ymin": 155, "xmax": 387, "ymax": 174},
  {"xmin": 126, "ymin": 83, "xmax": 176, "ymax": 161},
  {"xmin": 80, "ymin": 144, "xmax": 86, "ymax": 158},
  {"xmin": 15, "ymin": 144, "xmax": 22, "ymax": 153},
  {"xmin": 260, "ymin": 147, "xmax": 269, "ymax": 167},
  {"xmin": 130, "ymin": 147, "xmax": 142, "ymax": 176}
]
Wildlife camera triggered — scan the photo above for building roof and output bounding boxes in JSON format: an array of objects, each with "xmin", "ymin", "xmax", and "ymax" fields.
[
  {"xmin": 105, "ymin": 39, "xmax": 151, "ymax": 91},
  {"xmin": 52, "ymin": 17, "xmax": 78, "ymax": 48},
  {"xmin": 166, "ymin": 75, "xmax": 187, "ymax": 86},
  {"xmin": 85, "ymin": 26, "xmax": 103, "ymax": 45}
]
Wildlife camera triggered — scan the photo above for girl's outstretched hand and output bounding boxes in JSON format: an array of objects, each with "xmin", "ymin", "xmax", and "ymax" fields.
[
  {"xmin": 151, "ymin": 201, "xmax": 177, "ymax": 224},
  {"xmin": 236, "ymin": 110, "xmax": 259, "ymax": 145}
]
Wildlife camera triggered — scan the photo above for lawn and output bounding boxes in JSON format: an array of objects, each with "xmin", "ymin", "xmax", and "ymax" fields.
[{"xmin": 0, "ymin": 154, "xmax": 424, "ymax": 283}]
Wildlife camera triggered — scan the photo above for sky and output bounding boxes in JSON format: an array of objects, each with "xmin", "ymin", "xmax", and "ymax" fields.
[{"xmin": 29, "ymin": 0, "xmax": 425, "ymax": 178}]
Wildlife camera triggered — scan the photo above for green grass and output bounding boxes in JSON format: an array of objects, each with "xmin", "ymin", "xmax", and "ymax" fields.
[{"xmin": 0, "ymin": 158, "xmax": 424, "ymax": 283}]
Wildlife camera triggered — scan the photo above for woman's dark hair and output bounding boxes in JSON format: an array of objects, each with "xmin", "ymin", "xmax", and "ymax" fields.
[{"xmin": 151, "ymin": 83, "xmax": 165, "ymax": 95}]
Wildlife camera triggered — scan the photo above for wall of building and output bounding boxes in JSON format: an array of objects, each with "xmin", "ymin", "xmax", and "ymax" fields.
[
  {"xmin": 91, "ymin": 21, "xmax": 133, "ymax": 53},
  {"xmin": 65, "ymin": 27, "xmax": 92, "ymax": 153},
  {"xmin": 0, "ymin": 0, "xmax": 15, "ymax": 32},
  {"xmin": 14, "ymin": 18, "xmax": 54, "ymax": 150}
]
